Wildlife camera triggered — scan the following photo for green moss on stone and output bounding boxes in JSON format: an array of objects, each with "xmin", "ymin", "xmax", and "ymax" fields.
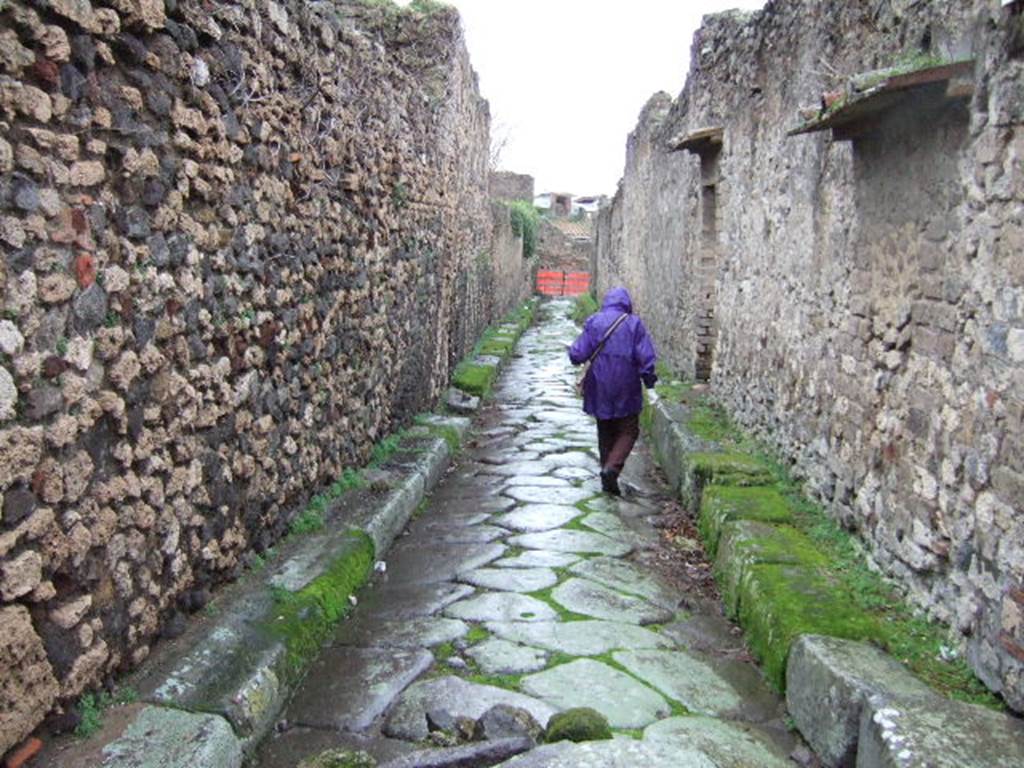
[
  {"xmin": 686, "ymin": 403, "xmax": 743, "ymax": 444},
  {"xmin": 465, "ymin": 625, "xmax": 490, "ymax": 644},
  {"xmin": 452, "ymin": 361, "xmax": 498, "ymax": 396},
  {"xmin": 544, "ymin": 707, "xmax": 613, "ymax": 743},
  {"xmin": 689, "ymin": 451, "xmax": 774, "ymax": 489},
  {"xmin": 699, "ymin": 485, "xmax": 795, "ymax": 557},
  {"xmin": 715, "ymin": 520, "xmax": 828, "ymax": 616},
  {"xmin": 268, "ymin": 531, "xmax": 374, "ymax": 680},
  {"xmin": 736, "ymin": 563, "xmax": 877, "ymax": 691}
]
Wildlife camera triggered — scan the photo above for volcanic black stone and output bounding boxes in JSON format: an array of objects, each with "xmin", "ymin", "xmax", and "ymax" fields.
[
  {"xmin": 60, "ymin": 63, "xmax": 87, "ymax": 102},
  {"xmin": 70, "ymin": 34, "xmax": 96, "ymax": 71},
  {"xmin": 117, "ymin": 206, "xmax": 151, "ymax": 239},
  {"xmin": 87, "ymin": 203, "xmax": 107, "ymax": 233},
  {"xmin": 12, "ymin": 177, "xmax": 39, "ymax": 212},
  {"xmin": 141, "ymin": 179, "xmax": 168, "ymax": 207},
  {"xmin": 147, "ymin": 88, "xmax": 173, "ymax": 117},
  {"xmin": 3, "ymin": 487, "xmax": 37, "ymax": 526},
  {"xmin": 73, "ymin": 284, "xmax": 108, "ymax": 332}
]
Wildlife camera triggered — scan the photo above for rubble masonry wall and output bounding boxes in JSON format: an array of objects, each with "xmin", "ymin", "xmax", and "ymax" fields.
[
  {"xmin": 596, "ymin": 0, "xmax": 1024, "ymax": 709},
  {"xmin": 0, "ymin": 0, "xmax": 531, "ymax": 750}
]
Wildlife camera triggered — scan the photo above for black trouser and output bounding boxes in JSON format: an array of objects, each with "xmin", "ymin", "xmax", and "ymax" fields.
[{"xmin": 596, "ymin": 414, "xmax": 640, "ymax": 474}]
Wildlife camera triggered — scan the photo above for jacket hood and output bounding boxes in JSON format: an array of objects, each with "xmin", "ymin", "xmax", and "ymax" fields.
[{"xmin": 602, "ymin": 287, "xmax": 633, "ymax": 313}]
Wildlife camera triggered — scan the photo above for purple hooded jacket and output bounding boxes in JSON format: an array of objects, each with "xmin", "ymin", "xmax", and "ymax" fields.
[{"xmin": 569, "ymin": 287, "xmax": 658, "ymax": 419}]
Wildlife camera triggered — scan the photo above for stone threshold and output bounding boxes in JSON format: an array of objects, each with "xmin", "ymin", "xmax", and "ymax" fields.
[{"xmin": 643, "ymin": 391, "xmax": 1024, "ymax": 767}]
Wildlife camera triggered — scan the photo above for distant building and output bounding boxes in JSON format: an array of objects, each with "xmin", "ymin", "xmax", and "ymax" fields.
[
  {"xmin": 571, "ymin": 195, "xmax": 608, "ymax": 217},
  {"xmin": 534, "ymin": 192, "xmax": 573, "ymax": 217}
]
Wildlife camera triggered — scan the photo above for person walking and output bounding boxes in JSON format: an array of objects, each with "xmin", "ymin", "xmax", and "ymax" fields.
[{"xmin": 569, "ymin": 286, "xmax": 658, "ymax": 495}]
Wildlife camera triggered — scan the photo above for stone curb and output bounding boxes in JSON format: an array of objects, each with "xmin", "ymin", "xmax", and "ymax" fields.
[
  {"xmin": 642, "ymin": 396, "xmax": 1024, "ymax": 766},
  {"xmin": 448, "ymin": 299, "xmax": 539, "ymax": 412},
  {"xmin": 92, "ymin": 415, "xmax": 472, "ymax": 766}
]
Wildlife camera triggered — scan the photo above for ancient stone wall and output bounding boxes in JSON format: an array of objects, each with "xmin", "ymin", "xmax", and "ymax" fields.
[
  {"xmin": 598, "ymin": 0, "xmax": 1024, "ymax": 709},
  {"xmin": 489, "ymin": 170, "xmax": 534, "ymax": 203},
  {"xmin": 0, "ymin": 0, "xmax": 529, "ymax": 751}
]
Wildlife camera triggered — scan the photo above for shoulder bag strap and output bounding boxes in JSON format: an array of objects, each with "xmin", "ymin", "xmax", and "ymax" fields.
[{"xmin": 585, "ymin": 312, "xmax": 629, "ymax": 365}]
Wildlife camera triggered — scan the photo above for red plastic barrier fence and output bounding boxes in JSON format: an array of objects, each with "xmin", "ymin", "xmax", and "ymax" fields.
[{"xmin": 536, "ymin": 271, "xmax": 591, "ymax": 297}]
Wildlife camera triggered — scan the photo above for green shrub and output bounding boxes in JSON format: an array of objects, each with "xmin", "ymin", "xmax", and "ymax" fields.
[
  {"xmin": 507, "ymin": 200, "xmax": 540, "ymax": 258},
  {"xmin": 571, "ymin": 293, "xmax": 598, "ymax": 324}
]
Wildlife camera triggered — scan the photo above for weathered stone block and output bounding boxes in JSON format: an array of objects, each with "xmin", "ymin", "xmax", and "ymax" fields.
[
  {"xmin": 714, "ymin": 520, "xmax": 826, "ymax": 616},
  {"xmin": 856, "ymin": 694, "xmax": 1024, "ymax": 767},
  {"xmin": 735, "ymin": 564, "xmax": 878, "ymax": 691},
  {"xmin": 0, "ymin": 605, "xmax": 59, "ymax": 756},
  {"xmin": 786, "ymin": 635, "xmax": 935, "ymax": 767},
  {"xmin": 698, "ymin": 485, "xmax": 795, "ymax": 556},
  {"xmin": 102, "ymin": 706, "xmax": 242, "ymax": 768}
]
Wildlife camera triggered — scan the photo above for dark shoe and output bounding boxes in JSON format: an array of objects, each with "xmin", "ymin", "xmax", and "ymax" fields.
[{"xmin": 600, "ymin": 468, "xmax": 621, "ymax": 496}]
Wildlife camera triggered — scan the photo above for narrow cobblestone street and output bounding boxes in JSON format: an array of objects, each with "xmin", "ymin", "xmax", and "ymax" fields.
[{"xmin": 256, "ymin": 300, "xmax": 798, "ymax": 767}]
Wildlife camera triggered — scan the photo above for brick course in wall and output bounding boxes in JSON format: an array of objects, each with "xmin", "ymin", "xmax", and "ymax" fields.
[
  {"xmin": 0, "ymin": 0, "xmax": 530, "ymax": 751},
  {"xmin": 597, "ymin": 0, "xmax": 1024, "ymax": 710}
]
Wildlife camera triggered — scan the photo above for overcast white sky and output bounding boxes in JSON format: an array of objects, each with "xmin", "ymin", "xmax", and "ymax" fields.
[{"xmin": 444, "ymin": 0, "xmax": 767, "ymax": 197}]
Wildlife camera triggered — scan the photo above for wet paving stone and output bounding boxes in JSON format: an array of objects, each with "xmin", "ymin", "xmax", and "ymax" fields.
[
  {"xmin": 353, "ymin": 582, "xmax": 475, "ymax": 622},
  {"xmin": 568, "ymin": 557, "xmax": 682, "ymax": 610},
  {"xmin": 444, "ymin": 591, "xmax": 558, "ymax": 623},
  {"xmin": 613, "ymin": 649, "xmax": 780, "ymax": 720},
  {"xmin": 466, "ymin": 638, "xmax": 548, "ymax": 675},
  {"xmin": 579, "ymin": 511, "xmax": 657, "ymax": 546},
  {"xmin": 334, "ymin": 616, "xmax": 469, "ymax": 649},
  {"xmin": 551, "ymin": 466, "xmax": 594, "ymax": 481},
  {"xmin": 494, "ymin": 739, "xmax": 718, "ymax": 767},
  {"xmin": 503, "ymin": 485, "xmax": 596, "ymax": 506},
  {"xmin": 492, "ymin": 505, "xmax": 582, "ymax": 532},
  {"xmin": 458, "ymin": 566, "xmax": 559, "ymax": 593},
  {"xmin": 550, "ymin": 578, "xmax": 674, "ymax": 625},
  {"xmin": 384, "ymin": 541, "xmax": 506, "ymax": 584},
  {"xmin": 288, "ymin": 647, "xmax": 434, "ymax": 732},
  {"xmin": 484, "ymin": 620, "xmax": 675, "ymax": 656},
  {"xmin": 480, "ymin": 460, "xmax": 559, "ymax": 477},
  {"xmin": 508, "ymin": 529, "xmax": 632, "ymax": 557},
  {"xmin": 520, "ymin": 659, "xmax": 670, "ymax": 729},
  {"xmin": 643, "ymin": 716, "xmax": 795, "ymax": 766},
  {"xmin": 493, "ymin": 550, "xmax": 582, "ymax": 569},
  {"xmin": 430, "ymin": 524, "xmax": 507, "ymax": 544},
  {"xmin": 383, "ymin": 676, "xmax": 555, "ymax": 741},
  {"xmin": 500, "ymin": 475, "xmax": 575, "ymax": 488}
]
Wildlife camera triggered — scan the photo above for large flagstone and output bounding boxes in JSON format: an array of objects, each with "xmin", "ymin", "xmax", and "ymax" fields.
[
  {"xmin": 493, "ymin": 740, "xmax": 717, "ymax": 768},
  {"xmin": 493, "ymin": 550, "xmax": 582, "ymax": 569},
  {"xmin": 509, "ymin": 530, "xmax": 632, "ymax": 557},
  {"xmin": 458, "ymin": 567, "xmax": 559, "ymax": 593},
  {"xmin": 520, "ymin": 659, "xmax": 669, "ymax": 728},
  {"xmin": 466, "ymin": 639, "xmax": 548, "ymax": 675},
  {"xmin": 579, "ymin": 511, "xmax": 657, "ymax": 546},
  {"xmin": 568, "ymin": 557, "xmax": 681, "ymax": 610},
  {"xmin": 643, "ymin": 717, "xmax": 794, "ymax": 767},
  {"xmin": 383, "ymin": 676, "xmax": 555, "ymax": 741},
  {"xmin": 384, "ymin": 541, "xmax": 506, "ymax": 584},
  {"xmin": 288, "ymin": 647, "xmax": 433, "ymax": 732},
  {"xmin": 444, "ymin": 592, "xmax": 557, "ymax": 623},
  {"xmin": 484, "ymin": 620, "xmax": 674, "ymax": 656},
  {"xmin": 550, "ymin": 578, "xmax": 673, "ymax": 625},
  {"xmin": 504, "ymin": 485, "xmax": 595, "ymax": 506},
  {"xmin": 334, "ymin": 616, "xmax": 468, "ymax": 649},
  {"xmin": 493, "ymin": 505, "xmax": 581, "ymax": 532}
]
